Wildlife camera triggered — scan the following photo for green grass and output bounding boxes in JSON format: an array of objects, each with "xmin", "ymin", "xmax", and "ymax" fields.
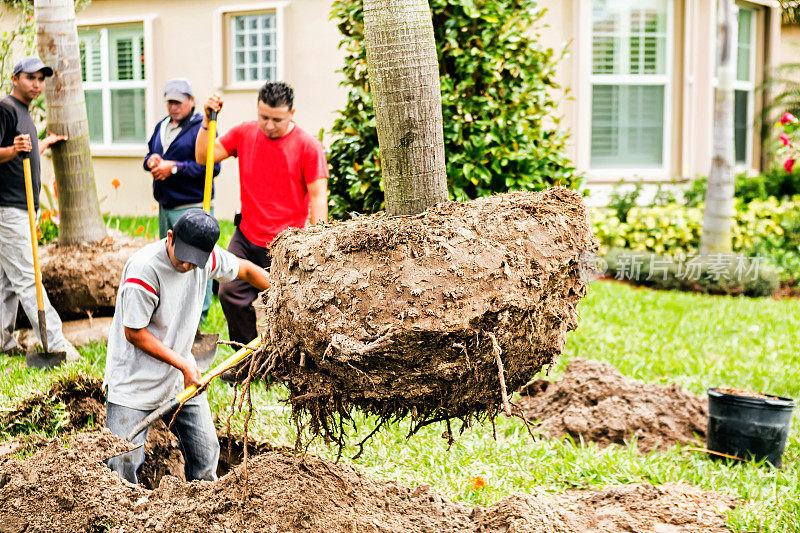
[{"xmin": 2, "ymin": 224, "xmax": 799, "ymax": 531}]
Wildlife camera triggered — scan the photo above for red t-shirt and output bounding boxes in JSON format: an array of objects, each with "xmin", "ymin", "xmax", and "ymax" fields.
[{"xmin": 219, "ymin": 122, "xmax": 328, "ymax": 247}]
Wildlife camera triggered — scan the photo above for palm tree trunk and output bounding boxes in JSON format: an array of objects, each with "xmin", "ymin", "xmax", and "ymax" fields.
[
  {"xmin": 34, "ymin": 0, "xmax": 106, "ymax": 244},
  {"xmin": 701, "ymin": 0, "xmax": 737, "ymax": 255},
  {"xmin": 363, "ymin": 0, "xmax": 448, "ymax": 216}
]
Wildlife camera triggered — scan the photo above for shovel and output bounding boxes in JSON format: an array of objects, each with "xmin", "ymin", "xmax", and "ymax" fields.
[
  {"xmin": 21, "ymin": 149, "xmax": 65, "ymax": 369},
  {"xmin": 105, "ymin": 336, "xmax": 262, "ymax": 467},
  {"xmin": 192, "ymin": 331, "xmax": 219, "ymax": 372},
  {"xmin": 192, "ymin": 109, "xmax": 220, "ymax": 350}
]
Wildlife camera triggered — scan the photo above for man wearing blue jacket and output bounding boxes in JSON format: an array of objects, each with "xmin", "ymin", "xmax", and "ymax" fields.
[{"xmin": 144, "ymin": 78, "xmax": 220, "ymax": 323}]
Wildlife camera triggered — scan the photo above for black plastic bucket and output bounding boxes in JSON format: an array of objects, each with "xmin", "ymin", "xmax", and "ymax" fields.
[{"xmin": 707, "ymin": 388, "xmax": 795, "ymax": 468}]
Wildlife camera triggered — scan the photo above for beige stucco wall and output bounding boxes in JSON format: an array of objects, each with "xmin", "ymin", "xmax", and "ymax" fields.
[
  {"xmin": 0, "ymin": 0, "xmax": 788, "ymax": 214},
  {"xmin": 538, "ymin": 0, "xmax": 781, "ymax": 186},
  {"xmin": 20, "ymin": 0, "xmax": 345, "ymax": 220}
]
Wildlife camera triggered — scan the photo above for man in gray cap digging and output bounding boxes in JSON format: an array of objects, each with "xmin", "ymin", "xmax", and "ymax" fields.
[
  {"xmin": 0, "ymin": 56, "xmax": 80, "ymax": 361},
  {"xmin": 144, "ymin": 78, "xmax": 220, "ymax": 325},
  {"xmin": 104, "ymin": 209, "xmax": 269, "ymax": 484}
]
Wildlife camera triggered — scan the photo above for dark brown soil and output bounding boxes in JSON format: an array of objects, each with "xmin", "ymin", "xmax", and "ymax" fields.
[
  {"xmin": 0, "ymin": 376, "xmax": 271, "ymax": 489},
  {"xmin": 39, "ymin": 231, "xmax": 150, "ymax": 319},
  {"xmin": 715, "ymin": 388, "xmax": 778, "ymax": 400},
  {"xmin": 258, "ymin": 189, "xmax": 598, "ymax": 446},
  {"xmin": 518, "ymin": 359, "xmax": 708, "ymax": 453},
  {"xmin": 0, "ymin": 431, "xmax": 737, "ymax": 532}
]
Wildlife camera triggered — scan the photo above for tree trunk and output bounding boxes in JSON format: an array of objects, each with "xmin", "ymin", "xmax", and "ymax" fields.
[
  {"xmin": 34, "ymin": 0, "xmax": 106, "ymax": 244},
  {"xmin": 363, "ymin": 0, "xmax": 448, "ymax": 216},
  {"xmin": 701, "ymin": 0, "xmax": 737, "ymax": 255}
]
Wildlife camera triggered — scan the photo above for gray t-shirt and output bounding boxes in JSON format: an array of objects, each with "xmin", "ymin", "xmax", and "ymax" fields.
[
  {"xmin": 104, "ymin": 239, "xmax": 239, "ymax": 410},
  {"xmin": 0, "ymin": 95, "xmax": 41, "ymax": 210}
]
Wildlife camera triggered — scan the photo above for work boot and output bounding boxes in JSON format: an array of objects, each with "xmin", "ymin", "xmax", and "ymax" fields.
[
  {"xmin": 63, "ymin": 344, "xmax": 82, "ymax": 362},
  {"xmin": 0, "ymin": 346, "xmax": 25, "ymax": 356}
]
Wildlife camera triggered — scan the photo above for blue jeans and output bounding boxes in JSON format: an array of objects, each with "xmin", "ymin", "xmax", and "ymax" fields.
[
  {"xmin": 105, "ymin": 396, "xmax": 219, "ymax": 484},
  {"xmin": 158, "ymin": 205, "xmax": 213, "ymax": 324}
]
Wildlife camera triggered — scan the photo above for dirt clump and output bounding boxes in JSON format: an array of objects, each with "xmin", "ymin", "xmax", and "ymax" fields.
[
  {"xmin": 554, "ymin": 482, "xmax": 737, "ymax": 533},
  {"xmin": 258, "ymin": 189, "xmax": 597, "ymax": 446},
  {"xmin": 39, "ymin": 231, "xmax": 150, "ymax": 319},
  {"xmin": 518, "ymin": 359, "xmax": 707, "ymax": 453},
  {"xmin": 0, "ymin": 432, "xmax": 737, "ymax": 532},
  {"xmin": 0, "ymin": 375, "xmax": 105, "ymax": 437}
]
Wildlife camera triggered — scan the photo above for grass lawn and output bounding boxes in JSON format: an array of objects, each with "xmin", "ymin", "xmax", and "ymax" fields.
[{"xmin": 2, "ymin": 219, "xmax": 798, "ymax": 531}]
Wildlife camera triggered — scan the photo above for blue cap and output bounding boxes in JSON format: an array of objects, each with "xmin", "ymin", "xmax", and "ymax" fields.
[
  {"xmin": 13, "ymin": 56, "xmax": 53, "ymax": 77},
  {"xmin": 163, "ymin": 78, "xmax": 193, "ymax": 102}
]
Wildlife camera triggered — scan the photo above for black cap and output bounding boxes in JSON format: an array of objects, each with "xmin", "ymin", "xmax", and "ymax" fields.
[{"xmin": 172, "ymin": 209, "xmax": 220, "ymax": 267}]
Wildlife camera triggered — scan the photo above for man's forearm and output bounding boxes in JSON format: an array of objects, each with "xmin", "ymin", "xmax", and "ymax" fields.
[
  {"xmin": 124, "ymin": 327, "xmax": 188, "ymax": 372},
  {"xmin": 309, "ymin": 195, "xmax": 328, "ymax": 225},
  {"xmin": 195, "ymin": 127, "xmax": 209, "ymax": 164},
  {"xmin": 0, "ymin": 146, "xmax": 18, "ymax": 164},
  {"xmin": 237, "ymin": 260, "xmax": 270, "ymax": 291}
]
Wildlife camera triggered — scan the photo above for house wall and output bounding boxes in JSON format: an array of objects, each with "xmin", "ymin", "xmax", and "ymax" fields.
[
  {"xmin": 11, "ymin": 0, "xmax": 347, "ymax": 221},
  {"xmin": 0, "ymin": 1, "xmax": 787, "ymax": 215},
  {"xmin": 539, "ymin": 0, "xmax": 781, "ymax": 191}
]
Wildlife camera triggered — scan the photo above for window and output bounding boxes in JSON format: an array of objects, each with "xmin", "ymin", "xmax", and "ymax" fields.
[
  {"xmin": 733, "ymin": 7, "xmax": 755, "ymax": 166},
  {"xmin": 590, "ymin": 0, "xmax": 672, "ymax": 169},
  {"xmin": 79, "ymin": 24, "xmax": 146, "ymax": 145},
  {"xmin": 230, "ymin": 12, "xmax": 277, "ymax": 83}
]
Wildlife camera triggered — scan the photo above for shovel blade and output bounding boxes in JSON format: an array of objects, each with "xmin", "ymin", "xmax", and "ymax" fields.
[
  {"xmin": 193, "ymin": 333, "xmax": 219, "ymax": 372},
  {"xmin": 26, "ymin": 349, "xmax": 66, "ymax": 369}
]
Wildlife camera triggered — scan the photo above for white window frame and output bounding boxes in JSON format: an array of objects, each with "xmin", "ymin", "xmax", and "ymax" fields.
[
  {"xmin": 213, "ymin": 2, "xmax": 288, "ymax": 91},
  {"xmin": 76, "ymin": 15, "xmax": 155, "ymax": 156},
  {"xmin": 733, "ymin": 5, "xmax": 757, "ymax": 170},
  {"xmin": 577, "ymin": 0, "xmax": 674, "ymax": 180},
  {"xmin": 710, "ymin": 3, "xmax": 759, "ymax": 171}
]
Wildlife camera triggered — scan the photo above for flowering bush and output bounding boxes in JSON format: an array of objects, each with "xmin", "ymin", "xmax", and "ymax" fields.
[{"xmin": 776, "ymin": 112, "xmax": 800, "ymax": 173}]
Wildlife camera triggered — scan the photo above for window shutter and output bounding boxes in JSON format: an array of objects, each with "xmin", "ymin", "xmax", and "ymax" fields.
[
  {"xmin": 115, "ymin": 38, "xmax": 134, "ymax": 81},
  {"xmin": 78, "ymin": 30, "xmax": 102, "ymax": 83}
]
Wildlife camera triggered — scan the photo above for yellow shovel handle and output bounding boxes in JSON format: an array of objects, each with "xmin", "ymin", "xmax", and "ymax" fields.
[
  {"xmin": 176, "ymin": 336, "xmax": 262, "ymax": 403},
  {"xmin": 22, "ymin": 156, "xmax": 44, "ymax": 311},
  {"xmin": 202, "ymin": 110, "xmax": 218, "ymax": 213}
]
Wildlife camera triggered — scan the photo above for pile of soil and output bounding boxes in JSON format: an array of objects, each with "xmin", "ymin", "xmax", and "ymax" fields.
[
  {"xmin": 258, "ymin": 189, "xmax": 597, "ymax": 445},
  {"xmin": 0, "ymin": 431, "xmax": 737, "ymax": 532},
  {"xmin": 0, "ymin": 376, "xmax": 283, "ymax": 489},
  {"xmin": 518, "ymin": 359, "xmax": 708, "ymax": 452},
  {"xmin": 39, "ymin": 231, "xmax": 150, "ymax": 319}
]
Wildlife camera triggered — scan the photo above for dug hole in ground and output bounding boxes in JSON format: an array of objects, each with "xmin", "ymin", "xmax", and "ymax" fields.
[{"xmin": 0, "ymin": 190, "xmax": 738, "ymax": 532}]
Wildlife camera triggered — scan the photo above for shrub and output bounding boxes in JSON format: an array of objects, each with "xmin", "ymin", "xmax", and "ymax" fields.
[
  {"xmin": 603, "ymin": 248, "xmax": 780, "ymax": 297},
  {"xmin": 327, "ymin": 0, "xmax": 579, "ymax": 218},
  {"xmin": 591, "ymin": 197, "xmax": 800, "ymax": 283},
  {"xmin": 683, "ymin": 168, "xmax": 800, "ymax": 207}
]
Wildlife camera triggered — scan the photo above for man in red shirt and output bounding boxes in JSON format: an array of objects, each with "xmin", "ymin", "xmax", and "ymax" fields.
[{"xmin": 195, "ymin": 82, "xmax": 328, "ymax": 349}]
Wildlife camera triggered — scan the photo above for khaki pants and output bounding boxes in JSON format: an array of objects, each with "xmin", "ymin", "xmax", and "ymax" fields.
[{"xmin": 0, "ymin": 206, "xmax": 69, "ymax": 352}]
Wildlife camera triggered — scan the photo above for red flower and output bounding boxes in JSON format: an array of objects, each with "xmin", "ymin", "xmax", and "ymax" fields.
[
  {"xmin": 111, "ymin": 178, "xmax": 121, "ymax": 190},
  {"xmin": 781, "ymin": 112, "xmax": 798, "ymax": 125},
  {"xmin": 135, "ymin": 225, "xmax": 145, "ymax": 235},
  {"xmin": 785, "ymin": 158, "xmax": 796, "ymax": 173},
  {"xmin": 468, "ymin": 476, "xmax": 486, "ymax": 490},
  {"xmin": 780, "ymin": 133, "xmax": 793, "ymax": 147}
]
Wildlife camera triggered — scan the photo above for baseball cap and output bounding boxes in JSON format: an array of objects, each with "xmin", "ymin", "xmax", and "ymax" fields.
[
  {"xmin": 13, "ymin": 56, "xmax": 54, "ymax": 77},
  {"xmin": 164, "ymin": 78, "xmax": 193, "ymax": 102},
  {"xmin": 172, "ymin": 209, "xmax": 220, "ymax": 267}
]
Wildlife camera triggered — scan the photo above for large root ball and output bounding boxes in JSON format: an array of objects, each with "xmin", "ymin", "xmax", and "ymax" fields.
[
  {"xmin": 40, "ymin": 232, "xmax": 150, "ymax": 319},
  {"xmin": 256, "ymin": 188, "xmax": 597, "ymax": 443}
]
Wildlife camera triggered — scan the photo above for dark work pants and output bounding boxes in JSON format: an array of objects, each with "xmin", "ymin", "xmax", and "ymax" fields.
[{"xmin": 219, "ymin": 228, "xmax": 271, "ymax": 344}]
